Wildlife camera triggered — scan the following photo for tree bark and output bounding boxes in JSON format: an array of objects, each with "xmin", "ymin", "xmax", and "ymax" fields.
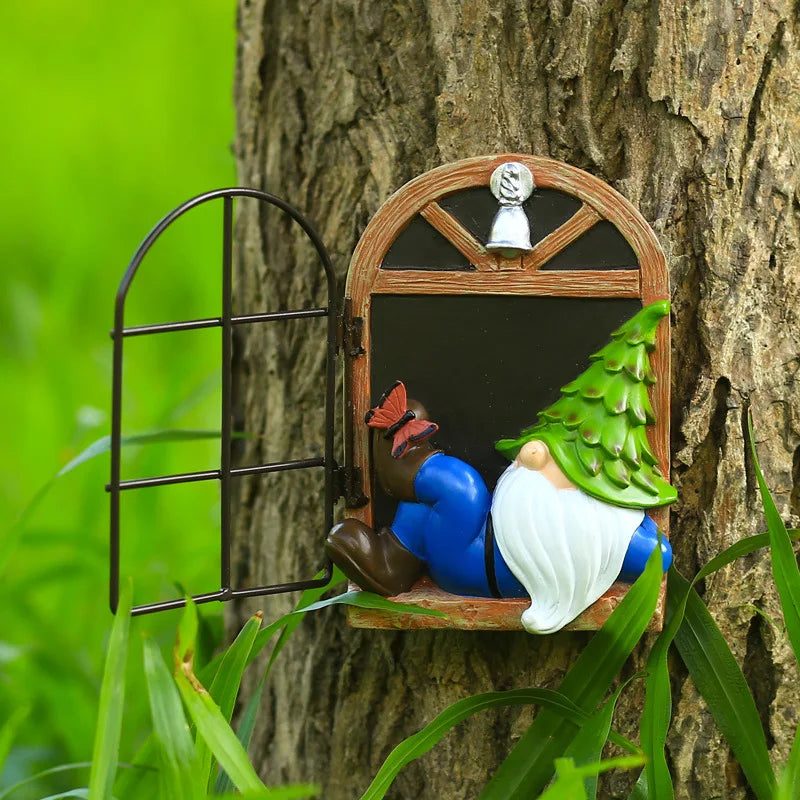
[{"xmin": 230, "ymin": 2, "xmax": 800, "ymax": 797}]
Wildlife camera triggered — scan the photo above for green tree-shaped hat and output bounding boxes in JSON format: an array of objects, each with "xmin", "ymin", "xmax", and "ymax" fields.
[{"xmin": 495, "ymin": 300, "xmax": 676, "ymax": 509}]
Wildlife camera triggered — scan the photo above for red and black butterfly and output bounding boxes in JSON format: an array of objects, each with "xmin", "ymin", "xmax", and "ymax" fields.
[{"xmin": 364, "ymin": 381, "xmax": 438, "ymax": 458}]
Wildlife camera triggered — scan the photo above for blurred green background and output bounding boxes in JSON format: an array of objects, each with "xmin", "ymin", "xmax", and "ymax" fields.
[{"xmin": 1, "ymin": 0, "xmax": 237, "ymax": 794}]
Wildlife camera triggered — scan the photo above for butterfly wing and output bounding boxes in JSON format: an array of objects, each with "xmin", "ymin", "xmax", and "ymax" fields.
[
  {"xmin": 365, "ymin": 381, "xmax": 407, "ymax": 428},
  {"xmin": 391, "ymin": 420, "xmax": 439, "ymax": 458}
]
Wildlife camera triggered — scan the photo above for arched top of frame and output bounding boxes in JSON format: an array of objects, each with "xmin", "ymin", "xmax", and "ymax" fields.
[{"xmin": 345, "ymin": 154, "xmax": 667, "ymax": 306}]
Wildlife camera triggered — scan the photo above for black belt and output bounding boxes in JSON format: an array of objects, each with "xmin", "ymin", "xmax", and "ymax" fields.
[{"xmin": 484, "ymin": 512, "xmax": 502, "ymax": 599}]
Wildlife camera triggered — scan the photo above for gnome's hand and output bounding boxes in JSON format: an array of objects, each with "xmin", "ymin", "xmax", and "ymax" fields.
[{"xmin": 516, "ymin": 440, "xmax": 576, "ymax": 490}]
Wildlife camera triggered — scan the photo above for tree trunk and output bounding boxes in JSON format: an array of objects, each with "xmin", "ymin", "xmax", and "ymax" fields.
[{"xmin": 230, "ymin": 2, "xmax": 800, "ymax": 797}]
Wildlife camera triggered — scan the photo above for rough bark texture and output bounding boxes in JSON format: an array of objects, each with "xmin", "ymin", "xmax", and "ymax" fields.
[{"xmin": 230, "ymin": 2, "xmax": 800, "ymax": 797}]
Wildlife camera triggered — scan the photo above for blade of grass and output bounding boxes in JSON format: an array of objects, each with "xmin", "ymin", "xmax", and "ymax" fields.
[
  {"xmin": 776, "ymin": 724, "xmax": 800, "ymax": 800},
  {"xmin": 112, "ymin": 739, "xmax": 159, "ymax": 799},
  {"xmin": 209, "ymin": 613, "xmax": 264, "ymax": 720},
  {"xmin": 565, "ymin": 676, "xmax": 640, "ymax": 800},
  {"xmin": 175, "ymin": 670, "xmax": 267, "ymax": 794},
  {"xmin": 360, "ymin": 688, "xmax": 592, "ymax": 800},
  {"xmin": 201, "ymin": 568, "xmax": 420, "ymax": 680},
  {"xmin": 214, "ymin": 680, "xmax": 264, "ymax": 795},
  {"xmin": 0, "ymin": 765, "xmax": 148, "ymax": 800},
  {"xmin": 38, "ymin": 790, "xmax": 92, "ymax": 800},
  {"xmin": 215, "ymin": 570, "xmax": 348, "ymax": 794},
  {"xmin": 213, "ymin": 577, "xmax": 443, "ymax": 676},
  {"xmin": 0, "ymin": 764, "xmax": 91, "ymax": 800},
  {"xmin": 87, "ymin": 577, "xmax": 132, "ymax": 800},
  {"xmin": 1, "ymin": 429, "xmax": 230, "ymax": 579},
  {"xmin": 540, "ymin": 756, "xmax": 646, "ymax": 800},
  {"xmin": 174, "ymin": 600, "xmax": 267, "ymax": 795},
  {"xmin": 627, "ymin": 770, "xmax": 648, "ymax": 800},
  {"xmin": 211, "ymin": 786, "xmax": 319, "ymax": 799},
  {"xmin": 641, "ymin": 435, "xmax": 798, "ymax": 798},
  {"xmin": 176, "ymin": 595, "xmax": 200, "ymax": 665},
  {"xmin": 639, "ymin": 525, "xmax": 800, "ymax": 800},
  {"xmin": 669, "ymin": 568, "xmax": 776, "ymax": 799},
  {"xmin": 250, "ymin": 567, "xmax": 350, "ymax": 674},
  {"xmin": 740, "ymin": 603, "xmax": 784, "ymax": 635},
  {"xmin": 0, "ymin": 706, "xmax": 28, "ymax": 775},
  {"xmin": 690, "ymin": 530, "xmax": 799, "ymax": 579},
  {"xmin": 747, "ymin": 413, "xmax": 800, "ymax": 666},
  {"xmin": 142, "ymin": 636, "xmax": 203, "ymax": 799},
  {"xmin": 639, "ymin": 569, "xmax": 689, "ymax": 800},
  {"xmin": 479, "ymin": 542, "xmax": 664, "ymax": 799},
  {"xmin": 198, "ymin": 612, "xmax": 262, "ymax": 791},
  {"xmin": 534, "ymin": 758, "xmax": 587, "ymax": 800}
]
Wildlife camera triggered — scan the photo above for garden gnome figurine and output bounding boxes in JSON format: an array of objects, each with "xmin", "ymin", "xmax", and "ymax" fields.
[{"xmin": 326, "ymin": 301, "xmax": 676, "ymax": 633}]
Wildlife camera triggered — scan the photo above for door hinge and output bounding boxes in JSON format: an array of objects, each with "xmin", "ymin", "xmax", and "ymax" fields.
[
  {"xmin": 334, "ymin": 464, "xmax": 368, "ymax": 508},
  {"xmin": 339, "ymin": 297, "xmax": 365, "ymax": 358}
]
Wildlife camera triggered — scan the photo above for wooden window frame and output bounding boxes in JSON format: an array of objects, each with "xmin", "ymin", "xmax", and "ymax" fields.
[{"xmin": 343, "ymin": 154, "xmax": 669, "ymax": 631}]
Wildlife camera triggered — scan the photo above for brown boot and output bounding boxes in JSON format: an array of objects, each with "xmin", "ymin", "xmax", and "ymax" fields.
[
  {"xmin": 372, "ymin": 398, "xmax": 440, "ymax": 502},
  {"xmin": 325, "ymin": 519, "xmax": 424, "ymax": 596}
]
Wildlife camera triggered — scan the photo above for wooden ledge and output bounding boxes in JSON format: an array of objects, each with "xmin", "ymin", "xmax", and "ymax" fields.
[{"xmin": 346, "ymin": 577, "xmax": 666, "ymax": 633}]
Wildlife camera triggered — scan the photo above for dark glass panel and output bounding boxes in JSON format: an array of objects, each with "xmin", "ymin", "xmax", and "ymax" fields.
[
  {"xmin": 381, "ymin": 216, "xmax": 472, "ymax": 271},
  {"xmin": 541, "ymin": 221, "xmax": 638, "ymax": 270},
  {"xmin": 369, "ymin": 295, "xmax": 641, "ymax": 526}
]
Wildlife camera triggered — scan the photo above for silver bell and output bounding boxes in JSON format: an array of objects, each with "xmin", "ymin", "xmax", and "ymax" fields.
[{"xmin": 486, "ymin": 162, "xmax": 535, "ymax": 259}]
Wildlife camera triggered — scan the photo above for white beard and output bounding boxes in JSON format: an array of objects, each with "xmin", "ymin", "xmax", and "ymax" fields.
[{"xmin": 491, "ymin": 464, "xmax": 644, "ymax": 634}]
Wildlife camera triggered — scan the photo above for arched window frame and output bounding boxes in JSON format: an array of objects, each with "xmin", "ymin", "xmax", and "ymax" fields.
[{"xmin": 343, "ymin": 154, "xmax": 670, "ymax": 631}]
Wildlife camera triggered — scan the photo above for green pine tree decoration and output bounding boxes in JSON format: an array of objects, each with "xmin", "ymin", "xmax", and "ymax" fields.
[{"xmin": 496, "ymin": 300, "xmax": 677, "ymax": 509}]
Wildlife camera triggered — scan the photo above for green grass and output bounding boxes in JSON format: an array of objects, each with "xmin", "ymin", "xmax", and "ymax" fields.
[{"xmin": 0, "ymin": 1, "xmax": 236, "ymax": 795}]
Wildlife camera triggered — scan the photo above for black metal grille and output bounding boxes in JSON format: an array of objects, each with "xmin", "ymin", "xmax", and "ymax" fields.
[{"xmin": 108, "ymin": 188, "xmax": 337, "ymax": 616}]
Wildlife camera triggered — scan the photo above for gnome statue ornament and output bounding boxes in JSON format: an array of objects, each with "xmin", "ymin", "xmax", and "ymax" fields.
[{"xmin": 326, "ymin": 301, "xmax": 676, "ymax": 633}]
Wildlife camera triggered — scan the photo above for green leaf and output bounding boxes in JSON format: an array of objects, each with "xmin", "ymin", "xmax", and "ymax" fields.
[
  {"xmin": 242, "ymin": 582, "xmax": 443, "ymax": 672},
  {"xmin": 210, "ymin": 613, "xmax": 264, "ymax": 720},
  {"xmin": 639, "ymin": 573, "xmax": 685, "ymax": 800},
  {"xmin": 669, "ymin": 568, "xmax": 776, "ymax": 800},
  {"xmin": 88, "ymin": 578, "xmax": 132, "ymax": 800},
  {"xmin": 0, "ymin": 706, "xmax": 28, "ymax": 775},
  {"xmin": 565, "ymin": 677, "xmax": 639, "ymax": 800},
  {"xmin": 211, "ymin": 572, "xmax": 448, "ymax": 797},
  {"xmin": 175, "ymin": 618, "xmax": 266, "ymax": 796},
  {"xmin": 628, "ymin": 769, "xmax": 648, "ymax": 800},
  {"xmin": 747, "ymin": 413, "xmax": 800, "ymax": 666},
  {"xmin": 693, "ymin": 531, "xmax": 799, "ymax": 585},
  {"xmin": 360, "ymin": 688, "xmax": 590, "ymax": 800},
  {"xmin": 740, "ymin": 603, "xmax": 784, "ymax": 636},
  {"xmin": 539, "ymin": 756, "xmax": 646, "ymax": 800},
  {"xmin": 638, "ymin": 526, "xmax": 800, "ymax": 800},
  {"xmin": 58, "ymin": 429, "xmax": 225, "ymax": 479},
  {"xmin": 175, "ymin": 670, "xmax": 267, "ymax": 795},
  {"xmin": 0, "ymin": 764, "xmax": 92, "ymax": 800},
  {"xmin": 216, "ymin": 569, "xmax": 348, "ymax": 794},
  {"xmin": 199, "ymin": 612, "xmax": 262, "ymax": 790},
  {"xmin": 112, "ymin": 740, "xmax": 159, "ymax": 799},
  {"xmin": 38, "ymin": 790, "xmax": 92, "ymax": 800},
  {"xmin": 480, "ymin": 541, "xmax": 663, "ymax": 799},
  {"xmin": 776, "ymin": 724, "xmax": 800, "ymax": 800},
  {"xmin": 1, "ymin": 428, "xmax": 229, "ymax": 579},
  {"xmin": 176, "ymin": 595, "xmax": 200, "ymax": 666},
  {"xmin": 210, "ymin": 786, "xmax": 319, "ymax": 799},
  {"xmin": 215, "ymin": 680, "xmax": 265, "ymax": 795},
  {"xmin": 537, "ymin": 758, "xmax": 587, "ymax": 800},
  {"xmin": 142, "ymin": 637, "xmax": 202, "ymax": 799},
  {"xmin": 0, "ymin": 765, "xmax": 145, "ymax": 800},
  {"xmin": 293, "ymin": 590, "xmax": 445, "ymax": 616}
]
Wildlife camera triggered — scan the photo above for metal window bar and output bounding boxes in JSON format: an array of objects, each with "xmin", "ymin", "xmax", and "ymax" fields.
[{"xmin": 108, "ymin": 188, "xmax": 338, "ymax": 616}]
